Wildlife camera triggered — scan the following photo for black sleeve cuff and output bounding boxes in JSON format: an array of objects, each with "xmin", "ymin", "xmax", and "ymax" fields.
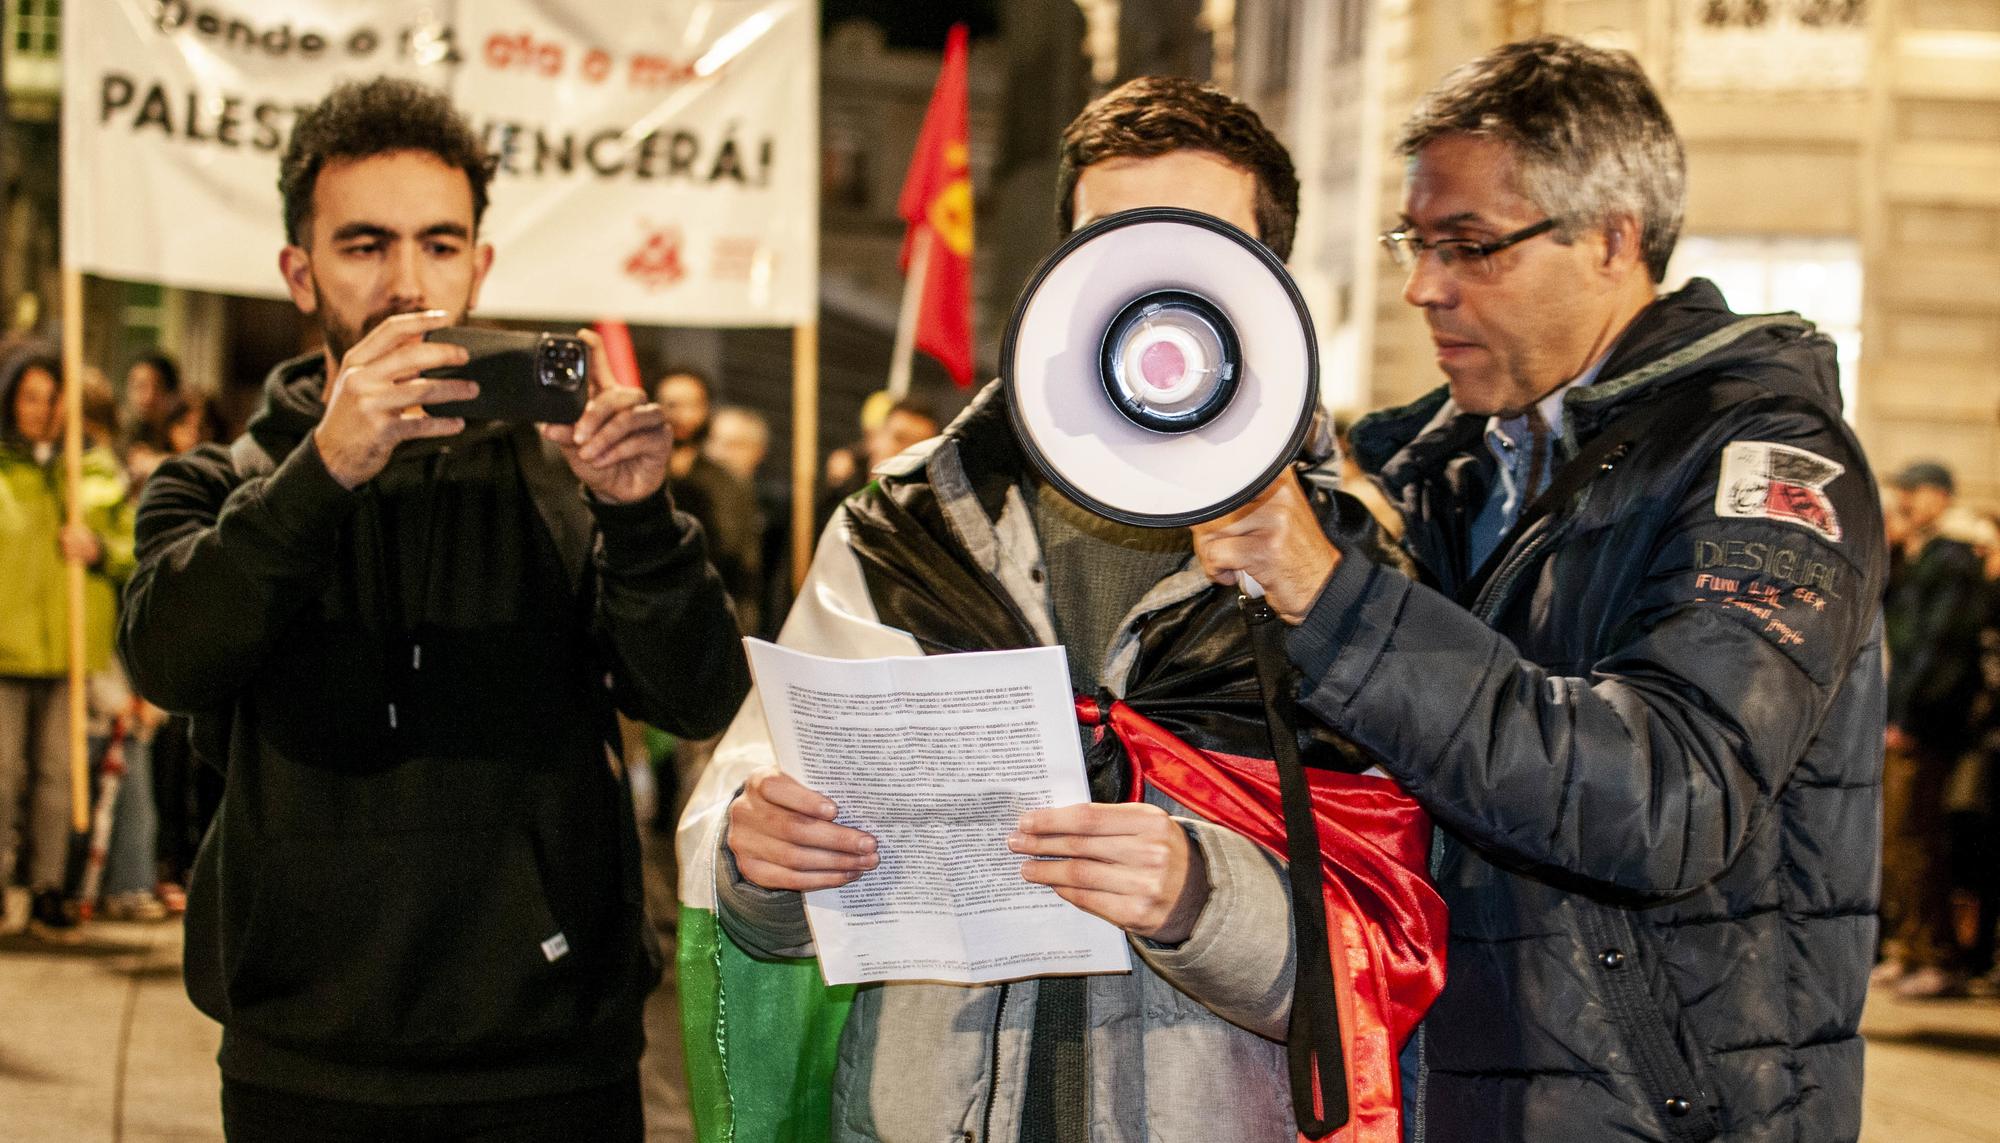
[
  {"xmin": 587, "ymin": 486, "xmax": 692, "ymax": 564},
  {"xmin": 1286, "ymin": 539, "xmax": 1377, "ymax": 683}
]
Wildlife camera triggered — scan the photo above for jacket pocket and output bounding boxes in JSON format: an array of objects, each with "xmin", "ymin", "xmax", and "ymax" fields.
[
  {"xmin": 225, "ymin": 826, "xmax": 598, "ymax": 1064},
  {"xmin": 1580, "ymin": 903, "xmax": 1723, "ymax": 1143}
]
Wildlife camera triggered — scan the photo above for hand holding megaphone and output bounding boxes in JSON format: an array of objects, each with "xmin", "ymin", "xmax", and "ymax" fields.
[{"xmin": 1189, "ymin": 467, "xmax": 1342, "ymax": 624}]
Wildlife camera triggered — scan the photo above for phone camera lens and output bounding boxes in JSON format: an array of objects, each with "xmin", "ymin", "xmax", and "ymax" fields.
[{"xmin": 539, "ymin": 341, "xmax": 585, "ymax": 391}]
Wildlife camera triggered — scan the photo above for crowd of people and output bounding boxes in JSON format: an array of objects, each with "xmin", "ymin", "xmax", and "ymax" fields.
[
  {"xmin": 1878, "ymin": 459, "xmax": 2000, "ymax": 999},
  {"xmin": 0, "ymin": 341, "xmax": 227, "ymax": 941},
  {"xmin": 0, "ymin": 30, "xmax": 1992, "ymax": 1143}
]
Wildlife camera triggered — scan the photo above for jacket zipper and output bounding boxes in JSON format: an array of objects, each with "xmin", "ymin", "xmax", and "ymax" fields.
[
  {"xmin": 980, "ymin": 981, "xmax": 1010, "ymax": 1142},
  {"xmin": 1408, "ymin": 489, "xmax": 1587, "ymax": 1143},
  {"xmin": 1469, "ymin": 525, "xmax": 1560, "ymax": 623},
  {"xmin": 1467, "ymin": 474, "xmax": 1605, "ymax": 624}
]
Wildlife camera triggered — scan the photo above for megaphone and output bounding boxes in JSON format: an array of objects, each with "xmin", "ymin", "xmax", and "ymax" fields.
[{"xmin": 1001, "ymin": 206, "xmax": 1319, "ymax": 528}]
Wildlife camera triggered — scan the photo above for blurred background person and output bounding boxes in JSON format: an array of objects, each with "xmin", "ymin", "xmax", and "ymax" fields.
[
  {"xmin": 814, "ymin": 396, "xmax": 943, "ymax": 534},
  {"xmin": 121, "ymin": 352, "xmax": 182, "ymax": 448},
  {"xmin": 655, "ymin": 368, "xmax": 761, "ymax": 629},
  {"xmin": 122, "ymin": 378, "xmax": 229, "ymax": 917},
  {"xmin": 74, "ymin": 368, "xmax": 158, "ymax": 922},
  {"xmin": 651, "ymin": 368, "xmax": 762, "ymax": 836},
  {"xmin": 1946, "ymin": 508, "xmax": 2000, "ymax": 995},
  {"xmin": 705, "ymin": 404, "xmax": 791, "ymax": 640},
  {"xmin": 165, "ymin": 391, "xmax": 230, "ymax": 456},
  {"xmin": 703, "ymin": 404, "xmax": 769, "ymax": 485},
  {"xmin": 1880, "ymin": 461, "xmax": 1991, "ymax": 998},
  {"xmin": 863, "ymin": 398, "xmax": 940, "ymax": 471},
  {"xmin": 813, "ymin": 394, "xmax": 943, "ymax": 545},
  {"xmin": 0, "ymin": 346, "xmax": 133, "ymax": 941}
]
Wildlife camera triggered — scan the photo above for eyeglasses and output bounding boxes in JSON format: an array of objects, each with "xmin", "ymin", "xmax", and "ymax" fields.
[{"xmin": 1378, "ymin": 218, "xmax": 1558, "ymax": 278}]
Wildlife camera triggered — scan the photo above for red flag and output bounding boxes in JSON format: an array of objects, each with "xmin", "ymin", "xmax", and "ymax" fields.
[{"xmin": 896, "ymin": 23, "xmax": 974, "ymax": 386}]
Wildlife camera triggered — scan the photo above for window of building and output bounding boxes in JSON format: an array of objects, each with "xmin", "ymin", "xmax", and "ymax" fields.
[
  {"xmin": 10, "ymin": 0, "xmax": 59, "ymax": 56},
  {"xmin": 1666, "ymin": 234, "xmax": 1863, "ymax": 420},
  {"xmin": 5, "ymin": 0, "xmax": 62, "ymax": 98}
]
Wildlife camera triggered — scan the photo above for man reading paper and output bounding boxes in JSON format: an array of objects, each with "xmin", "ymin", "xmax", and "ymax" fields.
[{"xmin": 679, "ymin": 78, "xmax": 1446, "ymax": 1142}]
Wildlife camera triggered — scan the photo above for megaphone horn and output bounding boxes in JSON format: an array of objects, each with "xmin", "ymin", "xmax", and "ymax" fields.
[{"xmin": 1001, "ymin": 206, "xmax": 1319, "ymax": 529}]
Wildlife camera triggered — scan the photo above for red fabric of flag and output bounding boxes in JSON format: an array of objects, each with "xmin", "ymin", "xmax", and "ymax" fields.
[
  {"xmin": 1076, "ymin": 696, "xmax": 1449, "ymax": 1142},
  {"xmin": 896, "ymin": 23, "xmax": 974, "ymax": 386}
]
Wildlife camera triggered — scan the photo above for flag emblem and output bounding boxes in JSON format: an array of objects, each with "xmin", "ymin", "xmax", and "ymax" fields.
[
  {"xmin": 1715, "ymin": 441, "xmax": 1844, "ymax": 542},
  {"xmin": 894, "ymin": 24, "xmax": 975, "ymax": 386}
]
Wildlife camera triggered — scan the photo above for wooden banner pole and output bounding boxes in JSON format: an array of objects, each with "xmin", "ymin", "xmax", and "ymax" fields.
[
  {"xmin": 60, "ymin": 269, "xmax": 89, "ymax": 834},
  {"xmin": 791, "ymin": 321, "xmax": 819, "ymax": 593}
]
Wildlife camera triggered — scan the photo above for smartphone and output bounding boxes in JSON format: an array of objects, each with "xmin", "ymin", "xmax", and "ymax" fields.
[{"xmin": 420, "ymin": 328, "xmax": 589, "ymax": 424}]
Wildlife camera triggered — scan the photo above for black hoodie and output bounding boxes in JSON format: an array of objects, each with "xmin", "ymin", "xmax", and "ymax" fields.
[{"xmin": 120, "ymin": 351, "xmax": 750, "ymax": 1104}]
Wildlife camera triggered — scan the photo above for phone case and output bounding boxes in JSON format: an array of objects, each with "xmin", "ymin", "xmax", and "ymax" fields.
[{"xmin": 421, "ymin": 328, "xmax": 589, "ymax": 424}]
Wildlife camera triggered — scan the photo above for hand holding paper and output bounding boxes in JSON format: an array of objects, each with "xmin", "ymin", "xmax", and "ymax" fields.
[
  {"xmin": 728, "ymin": 768, "xmax": 879, "ymax": 892},
  {"xmin": 1010, "ymin": 802, "xmax": 1210, "ymax": 944},
  {"xmin": 739, "ymin": 639, "xmax": 1131, "ymax": 984}
]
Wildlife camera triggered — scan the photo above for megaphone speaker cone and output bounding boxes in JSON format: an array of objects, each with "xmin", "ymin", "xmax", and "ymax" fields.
[
  {"xmin": 1003, "ymin": 207, "xmax": 1320, "ymax": 528},
  {"xmin": 1100, "ymin": 290, "xmax": 1242, "ymax": 434}
]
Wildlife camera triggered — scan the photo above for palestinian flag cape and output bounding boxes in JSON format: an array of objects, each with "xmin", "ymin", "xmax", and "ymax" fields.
[{"xmin": 677, "ymin": 385, "xmax": 1446, "ymax": 1142}]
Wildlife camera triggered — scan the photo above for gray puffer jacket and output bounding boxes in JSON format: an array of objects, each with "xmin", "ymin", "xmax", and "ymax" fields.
[{"xmin": 1287, "ymin": 280, "xmax": 1886, "ymax": 1142}]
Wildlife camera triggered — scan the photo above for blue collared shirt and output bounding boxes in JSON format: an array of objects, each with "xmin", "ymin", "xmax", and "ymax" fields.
[{"xmin": 1466, "ymin": 363, "xmax": 1602, "ymax": 573}]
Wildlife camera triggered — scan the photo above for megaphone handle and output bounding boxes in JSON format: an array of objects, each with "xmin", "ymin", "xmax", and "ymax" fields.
[{"xmin": 1239, "ymin": 572, "xmax": 1265, "ymax": 599}]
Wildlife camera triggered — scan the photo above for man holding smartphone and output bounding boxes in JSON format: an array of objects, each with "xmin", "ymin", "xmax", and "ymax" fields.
[{"xmin": 120, "ymin": 77, "xmax": 750, "ymax": 1140}]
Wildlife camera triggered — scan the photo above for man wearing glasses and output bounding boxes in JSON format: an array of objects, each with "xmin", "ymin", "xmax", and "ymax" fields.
[{"xmin": 1191, "ymin": 36, "xmax": 1886, "ymax": 1142}]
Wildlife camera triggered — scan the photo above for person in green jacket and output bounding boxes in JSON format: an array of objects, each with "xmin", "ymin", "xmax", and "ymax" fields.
[{"xmin": 0, "ymin": 345, "xmax": 134, "ymax": 940}]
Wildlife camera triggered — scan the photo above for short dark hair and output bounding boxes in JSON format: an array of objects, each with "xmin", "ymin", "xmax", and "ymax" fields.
[
  {"xmin": 280, "ymin": 77, "xmax": 496, "ymax": 246},
  {"xmin": 1056, "ymin": 76, "xmax": 1299, "ymax": 261},
  {"xmin": 1398, "ymin": 36, "xmax": 1685, "ymax": 281},
  {"xmin": 1892, "ymin": 460, "xmax": 1955, "ymax": 495},
  {"xmin": 130, "ymin": 351, "xmax": 182, "ymax": 396}
]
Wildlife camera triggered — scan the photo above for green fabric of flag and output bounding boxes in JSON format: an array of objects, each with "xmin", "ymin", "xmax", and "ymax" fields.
[{"xmin": 679, "ymin": 904, "xmax": 856, "ymax": 1143}]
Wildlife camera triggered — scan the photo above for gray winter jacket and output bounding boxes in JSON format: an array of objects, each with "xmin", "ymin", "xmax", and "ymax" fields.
[
  {"xmin": 710, "ymin": 381, "xmax": 1318, "ymax": 1142},
  {"xmin": 1289, "ymin": 280, "xmax": 1886, "ymax": 1142}
]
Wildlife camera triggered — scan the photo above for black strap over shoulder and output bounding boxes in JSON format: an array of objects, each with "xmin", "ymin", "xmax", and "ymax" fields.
[{"xmin": 1241, "ymin": 593, "xmax": 1348, "ymax": 1138}]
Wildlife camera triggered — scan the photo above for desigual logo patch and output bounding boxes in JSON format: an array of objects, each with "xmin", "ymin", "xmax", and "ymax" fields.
[{"xmin": 1715, "ymin": 441, "xmax": 1844, "ymax": 543}]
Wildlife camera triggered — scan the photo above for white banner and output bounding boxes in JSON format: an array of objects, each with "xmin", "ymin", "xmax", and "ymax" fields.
[{"xmin": 62, "ymin": 0, "xmax": 819, "ymax": 326}]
